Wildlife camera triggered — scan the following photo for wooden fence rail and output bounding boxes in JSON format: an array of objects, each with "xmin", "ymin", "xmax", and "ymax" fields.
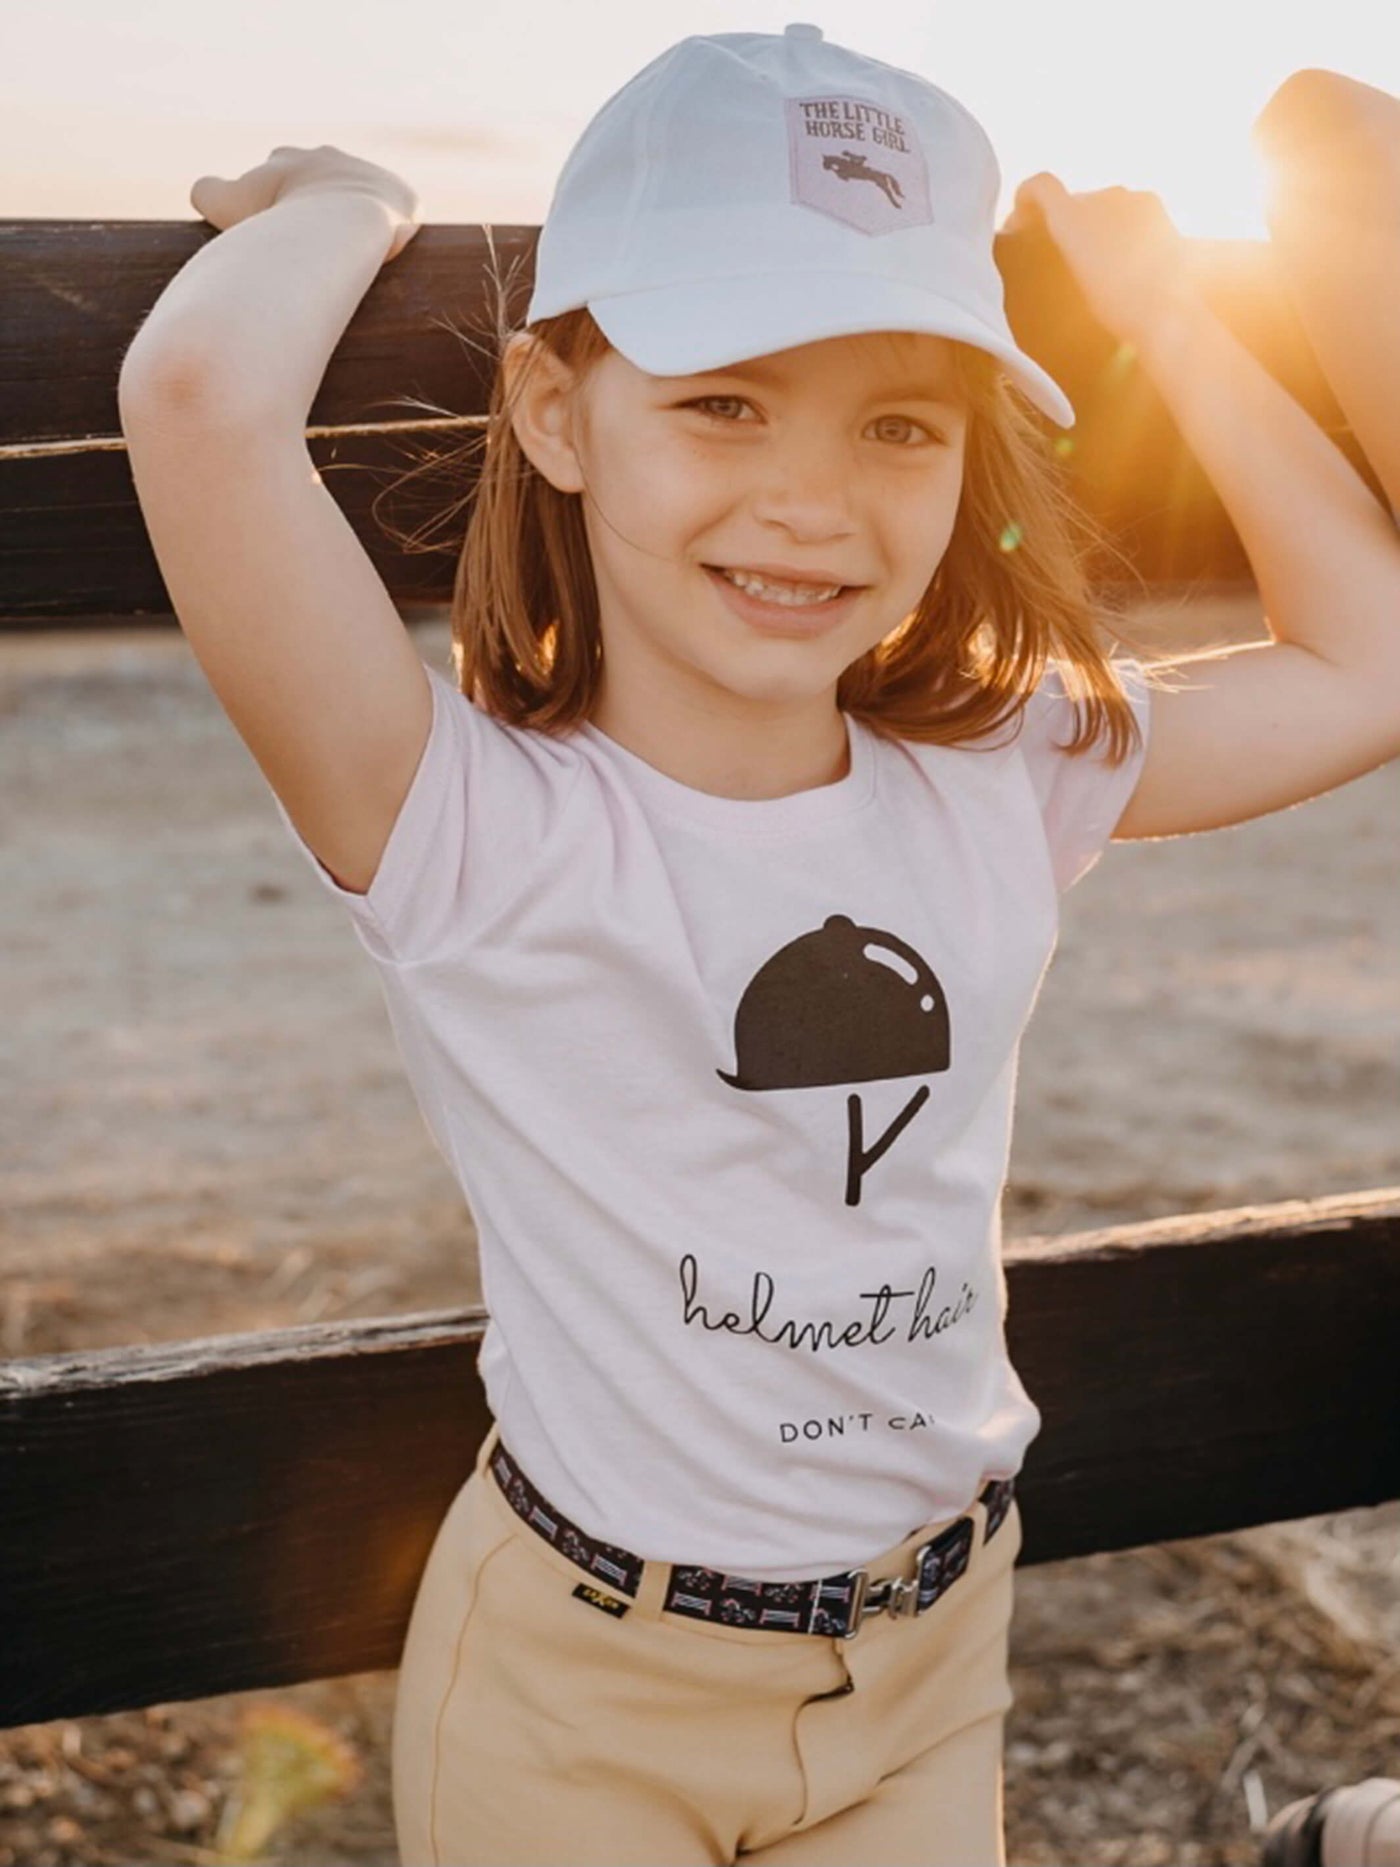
[
  {"xmin": 1, "ymin": 218, "xmax": 1393, "ymax": 620},
  {"xmin": 4, "ymin": 1189, "xmax": 1398, "ymax": 1729}
]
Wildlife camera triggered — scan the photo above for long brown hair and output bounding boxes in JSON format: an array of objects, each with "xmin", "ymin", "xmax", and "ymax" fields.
[{"xmin": 380, "ymin": 247, "xmax": 1164, "ymax": 769}]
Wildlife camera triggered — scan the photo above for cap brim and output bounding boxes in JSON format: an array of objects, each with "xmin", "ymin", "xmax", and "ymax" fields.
[{"xmin": 585, "ymin": 271, "xmax": 1075, "ymax": 429}]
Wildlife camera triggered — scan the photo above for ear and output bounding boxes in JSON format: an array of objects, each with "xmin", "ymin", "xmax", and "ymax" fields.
[{"xmin": 501, "ymin": 332, "xmax": 587, "ymax": 496}]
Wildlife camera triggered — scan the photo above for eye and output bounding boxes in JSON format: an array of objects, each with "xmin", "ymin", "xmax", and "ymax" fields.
[
  {"xmin": 870, "ymin": 413, "xmax": 945, "ymax": 447},
  {"xmin": 680, "ymin": 398, "xmax": 944, "ymax": 446},
  {"xmin": 683, "ymin": 396, "xmax": 754, "ymax": 423}
]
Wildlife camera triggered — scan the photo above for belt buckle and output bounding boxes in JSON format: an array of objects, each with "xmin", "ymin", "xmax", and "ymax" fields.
[
  {"xmin": 881, "ymin": 1568, "xmax": 921, "ymax": 1620},
  {"xmin": 844, "ymin": 1519, "xmax": 975, "ymax": 1637},
  {"xmin": 840, "ymin": 1562, "xmax": 920, "ymax": 1639}
]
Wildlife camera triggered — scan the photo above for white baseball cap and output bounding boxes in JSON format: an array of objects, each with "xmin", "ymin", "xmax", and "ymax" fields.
[{"xmin": 525, "ymin": 22, "xmax": 1075, "ymax": 429}]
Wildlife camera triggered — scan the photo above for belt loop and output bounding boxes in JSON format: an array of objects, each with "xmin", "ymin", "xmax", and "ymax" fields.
[
  {"xmin": 841, "ymin": 1569, "xmax": 871, "ymax": 1638},
  {"xmin": 632, "ymin": 1553, "xmax": 672, "ymax": 1619}
]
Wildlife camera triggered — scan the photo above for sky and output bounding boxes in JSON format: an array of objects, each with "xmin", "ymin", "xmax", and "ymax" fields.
[{"xmin": 4, "ymin": 0, "xmax": 1398, "ymax": 238}]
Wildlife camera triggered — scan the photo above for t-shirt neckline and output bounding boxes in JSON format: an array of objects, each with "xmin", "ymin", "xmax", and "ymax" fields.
[{"xmin": 577, "ymin": 709, "xmax": 877, "ymax": 833}]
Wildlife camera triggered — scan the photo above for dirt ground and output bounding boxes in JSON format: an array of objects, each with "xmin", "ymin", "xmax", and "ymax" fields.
[{"xmin": 2, "ymin": 596, "xmax": 1398, "ymax": 1866}]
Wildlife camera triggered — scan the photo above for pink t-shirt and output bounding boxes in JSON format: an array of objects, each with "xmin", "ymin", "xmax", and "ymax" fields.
[{"xmin": 270, "ymin": 655, "xmax": 1151, "ymax": 1580}]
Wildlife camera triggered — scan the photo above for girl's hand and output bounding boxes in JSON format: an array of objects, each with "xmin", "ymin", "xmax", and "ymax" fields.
[
  {"xmin": 1005, "ymin": 173, "xmax": 1196, "ymax": 348},
  {"xmin": 189, "ymin": 145, "xmax": 423, "ymax": 263}
]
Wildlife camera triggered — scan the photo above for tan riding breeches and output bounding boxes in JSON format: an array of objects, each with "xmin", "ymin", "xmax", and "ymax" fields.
[{"xmin": 391, "ymin": 1423, "xmax": 1020, "ymax": 1866}]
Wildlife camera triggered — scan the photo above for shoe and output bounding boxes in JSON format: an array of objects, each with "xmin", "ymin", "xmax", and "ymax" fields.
[{"xmin": 1262, "ymin": 1779, "xmax": 1400, "ymax": 1867}]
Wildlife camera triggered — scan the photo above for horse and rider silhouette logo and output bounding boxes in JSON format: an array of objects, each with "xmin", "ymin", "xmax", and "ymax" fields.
[
  {"xmin": 716, "ymin": 914, "xmax": 950, "ymax": 1209},
  {"xmin": 785, "ymin": 94, "xmax": 934, "ymax": 235},
  {"xmin": 820, "ymin": 149, "xmax": 905, "ymax": 209}
]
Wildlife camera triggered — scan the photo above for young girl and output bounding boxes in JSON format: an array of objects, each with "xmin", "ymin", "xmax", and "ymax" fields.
[{"xmin": 117, "ymin": 28, "xmax": 1400, "ymax": 1867}]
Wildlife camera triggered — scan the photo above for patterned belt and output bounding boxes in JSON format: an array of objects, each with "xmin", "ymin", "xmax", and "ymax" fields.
[{"xmin": 487, "ymin": 1435, "xmax": 1016, "ymax": 1640}]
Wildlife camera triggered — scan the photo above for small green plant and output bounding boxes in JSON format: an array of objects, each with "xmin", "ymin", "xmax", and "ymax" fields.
[{"xmin": 214, "ymin": 1703, "xmax": 361, "ymax": 1863}]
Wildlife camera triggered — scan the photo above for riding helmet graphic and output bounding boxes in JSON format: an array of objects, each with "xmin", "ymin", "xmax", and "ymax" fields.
[
  {"xmin": 717, "ymin": 914, "xmax": 949, "ymax": 1091},
  {"xmin": 716, "ymin": 914, "xmax": 950, "ymax": 1208}
]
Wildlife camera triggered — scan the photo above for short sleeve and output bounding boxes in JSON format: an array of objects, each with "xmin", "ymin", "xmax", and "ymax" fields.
[
  {"xmin": 1018, "ymin": 657, "xmax": 1152, "ymax": 894},
  {"xmin": 268, "ymin": 660, "xmax": 580, "ymax": 964}
]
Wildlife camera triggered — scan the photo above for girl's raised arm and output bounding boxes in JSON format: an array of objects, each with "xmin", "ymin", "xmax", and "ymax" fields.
[
  {"xmin": 1256, "ymin": 69, "xmax": 1400, "ymax": 520},
  {"xmin": 1009, "ymin": 169, "xmax": 1400, "ymax": 843},
  {"xmin": 117, "ymin": 147, "xmax": 429, "ymax": 897}
]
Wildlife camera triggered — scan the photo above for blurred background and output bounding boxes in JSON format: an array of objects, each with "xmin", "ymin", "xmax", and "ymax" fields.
[{"xmin": 4, "ymin": 0, "xmax": 1399, "ymax": 235}]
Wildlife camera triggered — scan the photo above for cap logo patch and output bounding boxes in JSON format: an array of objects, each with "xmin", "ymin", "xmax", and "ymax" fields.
[{"xmin": 785, "ymin": 94, "xmax": 933, "ymax": 236}]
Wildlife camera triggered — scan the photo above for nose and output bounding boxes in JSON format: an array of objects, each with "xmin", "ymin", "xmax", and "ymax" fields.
[{"xmin": 747, "ymin": 431, "xmax": 858, "ymax": 538}]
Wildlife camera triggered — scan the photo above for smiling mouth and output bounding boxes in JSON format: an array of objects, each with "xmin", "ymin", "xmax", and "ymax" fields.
[
  {"xmin": 700, "ymin": 565, "xmax": 869, "ymax": 640},
  {"xmin": 702, "ymin": 564, "xmax": 860, "ymax": 605}
]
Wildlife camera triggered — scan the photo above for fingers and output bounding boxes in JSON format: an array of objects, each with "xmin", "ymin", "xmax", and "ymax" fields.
[
  {"xmin": 1006, "ymin": 171, "xmax": 1068, "ymax": 233},
  {"xmin": 189, "ymin": 145, "xmax": 420, "ymax": 241},
  {"xmin": 189, "ymin": 174, "xmax": 226, "ymax": 220},
  {"xmin": 383, "ymin": 213, "xmax": 425, "ymax": 263},
  {"xmin": 190, "ymin": 148, "xmax": 292, "ymax": 224},
  {"xmin": 1016, "ymin": 175, "xmax": 1161, "ymax": 207},
  {"xmin": 1014, "ymin": 171, "xmax": 1066, "ymax": 209}
]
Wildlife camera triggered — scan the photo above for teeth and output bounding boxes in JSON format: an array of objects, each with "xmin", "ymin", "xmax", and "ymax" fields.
[{"xmin": 718, "ymin": 567, "xmax": 844, "ymax": 606}]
